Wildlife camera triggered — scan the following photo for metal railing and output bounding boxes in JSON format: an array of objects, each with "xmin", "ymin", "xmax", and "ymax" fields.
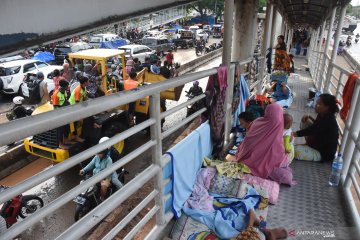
[
  {"xmin": 307, "ymin": 47, "xmax": 360, "ymax": 229},
  {"xmin": 0, "ymin": 54, "xmax": 266, "ymax": 239}
]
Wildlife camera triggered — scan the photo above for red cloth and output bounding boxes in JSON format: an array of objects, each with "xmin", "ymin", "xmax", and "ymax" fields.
[{"xmin": 340, "ymin": 73, "xmax": 359, "ymax": 120}]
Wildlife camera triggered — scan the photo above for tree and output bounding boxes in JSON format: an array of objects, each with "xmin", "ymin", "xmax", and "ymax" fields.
[
  {"xmin": 259, "ymin": 0, "xmax": 267, "ymax": 13},
  {"xmin": 189, "ymin": 0, "xmax": 224, "ymax": 20}
]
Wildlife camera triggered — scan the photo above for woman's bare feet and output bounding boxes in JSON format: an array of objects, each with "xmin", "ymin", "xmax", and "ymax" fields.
[{"xmin": 264, "ymin": 228, "xmax": 288, "ymax": 240}]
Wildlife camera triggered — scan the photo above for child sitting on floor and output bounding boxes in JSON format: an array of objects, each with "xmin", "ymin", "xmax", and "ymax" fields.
[{"xmin": 283, "ymin": 112, "xmax": 294, "ymax": 165}]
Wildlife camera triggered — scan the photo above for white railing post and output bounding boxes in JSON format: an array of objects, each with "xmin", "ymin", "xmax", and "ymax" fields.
[
  {"xmin": 335, "ymin": 72, "xmax": 345, "ymax": 100},
  {"xmin": 149, "ymin": 93, "xmax": 165, "ymax": 225},
  {"xmin": 224, "ymin": 65, "xmax": 236, "ymax": 145},
  {"xmin": 319, "ymin": 8, "xmax": 336, "ymax": 91},
  {"xmin": 324, "ymin": 4, "xmax": 347, "ymax": 92},
  {"xmin": 340, "ymin": 79, "xmax": 360, "ymax": 184}
]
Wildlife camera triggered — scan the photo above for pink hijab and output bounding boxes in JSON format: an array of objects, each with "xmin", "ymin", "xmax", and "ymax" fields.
[{"xmin": 235, "ymin": 104, "xmax": 288, "ymax": 178}]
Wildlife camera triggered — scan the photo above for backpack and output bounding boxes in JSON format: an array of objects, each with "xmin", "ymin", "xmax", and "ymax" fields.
[
  {"xmin": 245, "ymin": 95, "xmax": 271, "ymax": 118},
  {"xmin": 28, "ymin": 80, "xmax": 41, "ymax": 103}
]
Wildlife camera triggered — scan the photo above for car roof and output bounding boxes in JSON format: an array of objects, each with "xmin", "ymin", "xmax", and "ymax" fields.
[
  {"xmin": 68, "ymin": 49, "xmax": 125, "ymax": 60},
  {"xmin": 0, "ymin": 59, "xmax": 38, "ymax": 67},
  {"xmin": 92, "ymin": 33, "xmax": 117, "ymax": 37},
  {"xmin": 119, "ymin": 44, "xmax": 150, "ymax": 49}
]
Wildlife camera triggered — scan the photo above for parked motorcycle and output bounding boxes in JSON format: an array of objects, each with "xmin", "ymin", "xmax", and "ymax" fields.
[
  {"xmin": 346, "ymin": 39, "xmax": 352, "ymax": 48},
  {"xmin": 6, "ymin": 96, "xmax": 34, "ymax": 121},
  {"xmin": 204, "ymin": 46, "xmax": 211, "ymax": 54},
  {"xmin": 0, "ymin": 185, "xmax": 44, "ymax": 228},
  {"xmin": 195, "ymin": 44, "xmax": 204, "ymax": 56},
  {"xmin": 73, "ymin": 168, "xmax": 127, "ymax": 221}
]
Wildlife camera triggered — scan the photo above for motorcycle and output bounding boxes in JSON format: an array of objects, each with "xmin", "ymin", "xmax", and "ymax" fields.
[
  {"xmin": 6, "ymin": 105, "xmax": 34, "ymax": 121},
  {"xmin": 0, "ymin": 185, "xmax": 44, "ymax": 228},
  {"xmin": 209, "ymin": 43, "xmax": 217, "ymax": 52},
  {"xmin": 73, "ymin": 167, "xmax": 127, "ymax": 221},
  {"xmin": 185, "ymin": 91, "xmax": 205, "ymax": 117},
  {"xmin": 204, "ymin": 46, "xmax": 211, "ymax": 54},
  {"xmin": 346, "ymin": 39, "xmax": 352, "ymax": 48},
  {"xmin": 195, "ymin": 44, "xmax": 204, "ymax": 56}
]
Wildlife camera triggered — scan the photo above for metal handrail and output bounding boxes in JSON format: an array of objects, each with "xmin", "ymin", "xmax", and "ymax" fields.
[{"xmin": 0, "ymin": 53, "xmax": 266, "ymax": 239}]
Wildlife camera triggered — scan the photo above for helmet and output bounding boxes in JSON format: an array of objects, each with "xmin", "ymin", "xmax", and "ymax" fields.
[
  {"xmin": 13, "ymin": 96, "xmax": 24, "ymax": 105},
  {"xmin": 193, "ymin": 81, "xmax": 199, "ymax": 87},
  {"xmin": 99, "ymin": 137, "xmax": 110, "ymax": 156},
  {"xmin": 99, "ymin": 137, "xmax": 110, "ymax": 144}
]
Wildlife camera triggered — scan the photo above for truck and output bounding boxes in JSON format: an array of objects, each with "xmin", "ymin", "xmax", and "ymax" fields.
[
  {"xmin": 23, "ymin": 49, "xmax": 183, "ymax": 162},
  {"xmin": 172, "ymin": 30, "xmax": 196, "ymax": 49},
  {"xmin": 142, "ymin": 36, "xmax": 177, "ymax": 57}
]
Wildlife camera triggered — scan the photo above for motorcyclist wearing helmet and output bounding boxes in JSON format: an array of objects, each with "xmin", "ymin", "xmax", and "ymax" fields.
[
  {"xmin": 187, "ymin": 81, "xmax": 203, "ymax": 97},
  {"xmin": 80, "ymin": 137, "xmax": 115, "ymax": 201},
  {"xmin": 196, "ymin": 36, "xmax": 206, "ymax": 49},
  {"xmin": 6, "ymin": 96, "xmax": 29, "ymax": 120}
]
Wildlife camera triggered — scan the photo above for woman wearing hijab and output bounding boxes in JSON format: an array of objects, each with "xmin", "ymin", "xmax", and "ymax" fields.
[{"xmin": 235, "ymin": 104, "xmax": 288, "ymax": 178}]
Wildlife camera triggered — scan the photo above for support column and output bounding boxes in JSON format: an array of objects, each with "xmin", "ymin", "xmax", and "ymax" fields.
[
  {"xmin": 231, "ymin": 0, "xmax": 259, "ymax": 61},
  {"xmin": 319, "ymin": 7, "xmax": 336, "ymax": 91},
  {"xmin": 223, "ymin": 0, "xmax": 235, "ymax": 146},
  {"xmin": 222, "ymin": 0, "xmax": 234, "ymax": 64},
  {"xmin": 270, "ymin": 5, "xmax": 278, "ymax": 47},
  {"xmin": 260, "ymin": 2, "xmax": 274, "ymax": 77},
  {"xmin": 324, "ymin": 4, "xmax": 347, "ymax": 92},
  {"xmin": 287, "ymin": 28, "xmax": 292, "ymax": 52},
  {"xmin": 261, "ymin": 2, "xmax": 274, "ymax": 55}
]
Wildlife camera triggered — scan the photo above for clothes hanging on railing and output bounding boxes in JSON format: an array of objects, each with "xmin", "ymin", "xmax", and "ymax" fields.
[
  {"xmin": 232, "ymin": 74, "xmax": 250, "ymax": 128},
  {"xmin": 340, "ymin": 72, "xmax": 359, "ymax": 120},
  {"xmin": 205, "ymin": 66, "xmax": 228, "ymax": 159}
]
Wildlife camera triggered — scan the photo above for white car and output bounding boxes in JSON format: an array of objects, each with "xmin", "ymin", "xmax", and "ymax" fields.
[
  {"xmin": 89, "ymin": 33, "xmax": 130, "ymax": 48},
  {"xmin": 118, "ymin": 44, "xmax": 154, "ymax": 62},
  {"xmin": 0, "ymin": 59, "xmax": 62, "ymax": 96},
  {"xmin": 195, "ymin": 29, "xmax": 209, "ymax": 43}
]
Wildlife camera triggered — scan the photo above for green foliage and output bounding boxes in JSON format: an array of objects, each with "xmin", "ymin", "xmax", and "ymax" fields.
[
  {"xmin": 259, "ymin": 0, "xmax": 267, "ymax": 12},
  {"xmin": 189, "ymin": 0, "xmax": 224, "ymax": 17}
]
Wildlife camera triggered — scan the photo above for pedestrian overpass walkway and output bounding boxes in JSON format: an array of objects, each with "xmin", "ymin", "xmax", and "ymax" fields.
[{"xmin": 267, "ymin": 56, "xmax": 355, "ymax": 239}]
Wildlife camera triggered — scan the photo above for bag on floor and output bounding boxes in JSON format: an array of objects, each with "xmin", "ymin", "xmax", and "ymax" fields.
[{"xmin": 245, "ymin": 95, "xmax": 271, "ymax": 118}]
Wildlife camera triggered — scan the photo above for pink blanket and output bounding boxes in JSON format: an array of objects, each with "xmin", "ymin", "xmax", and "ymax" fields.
[
  {"xmin": 242, "ymin": 174, "xmax": 280, "ymax": 204},
  {"xmin": 184, "ymin": 167, "xmax": 217, "ymax": 212}
]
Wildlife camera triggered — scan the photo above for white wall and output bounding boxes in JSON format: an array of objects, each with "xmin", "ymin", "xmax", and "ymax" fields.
[{"xmin": 0, "ymin": 0, "xmax": 187, "ymax": 35}]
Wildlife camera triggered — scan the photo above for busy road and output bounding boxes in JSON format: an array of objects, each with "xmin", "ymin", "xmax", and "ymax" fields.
[{"xmin": 0, "ymin": 38, "xmax": 221, "ymax": 238}]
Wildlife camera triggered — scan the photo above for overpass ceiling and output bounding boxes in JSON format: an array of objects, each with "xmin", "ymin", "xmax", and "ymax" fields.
[
  {"xmin": 0, "ymin": 0, "xmax": 195, "ymax": 56},
  {"xmin": 277, "ymin": 0, "xmax": 351, "ymax": 27}
]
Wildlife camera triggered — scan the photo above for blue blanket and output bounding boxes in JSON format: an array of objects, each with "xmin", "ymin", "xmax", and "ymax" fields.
[
  {"xmin": 183, "ymin": 186, "xmax": 261, "ymax": 239},
  {"xmin": 167, "ymin": 122, "xmax": 213, "ymax": 218},
  {"xmin": 232, "ymin": 75, "xmax": 250, "ymax": 128}
]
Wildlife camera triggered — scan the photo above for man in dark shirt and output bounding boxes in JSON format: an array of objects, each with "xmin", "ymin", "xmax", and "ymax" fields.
[
  {"xmin": 141, "ymin": 57, "xmax": 151, "ymax": 70},
  {"xmin": 160, "ymin": 60, "xmax": 171, "ymax": 79}
]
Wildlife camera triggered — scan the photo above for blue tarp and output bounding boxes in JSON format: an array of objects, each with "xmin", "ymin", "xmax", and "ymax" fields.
[
  {"xmin": 100, "ymin": 39, "xmax": 128, "ymax": 49},
  {"xmin": 32, "ymin": 51, "xmax": 55, "ymax": 62}
]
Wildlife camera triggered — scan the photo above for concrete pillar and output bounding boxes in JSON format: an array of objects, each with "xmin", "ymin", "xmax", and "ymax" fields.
[
  {"xmin": 231, "ymin": 0, "xmax": 259, "ymax": 61},
  {"xmin": 270, "ymin": 6, "xmax": 278, "ymax": 47},
  {"xmin": 287, "ymin": 28, "xmax": 292, "ymax": 52},
  {"xmin": 261, "ymin": 2, "xmax": 274, "ymax": 55},
  {"xmin": 324, "ymin": 4, "xmax": 347, "ymax": 92},
  {"xmin": 222, "ymin": 0, "xmax": 234, "ymax": 64}
]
